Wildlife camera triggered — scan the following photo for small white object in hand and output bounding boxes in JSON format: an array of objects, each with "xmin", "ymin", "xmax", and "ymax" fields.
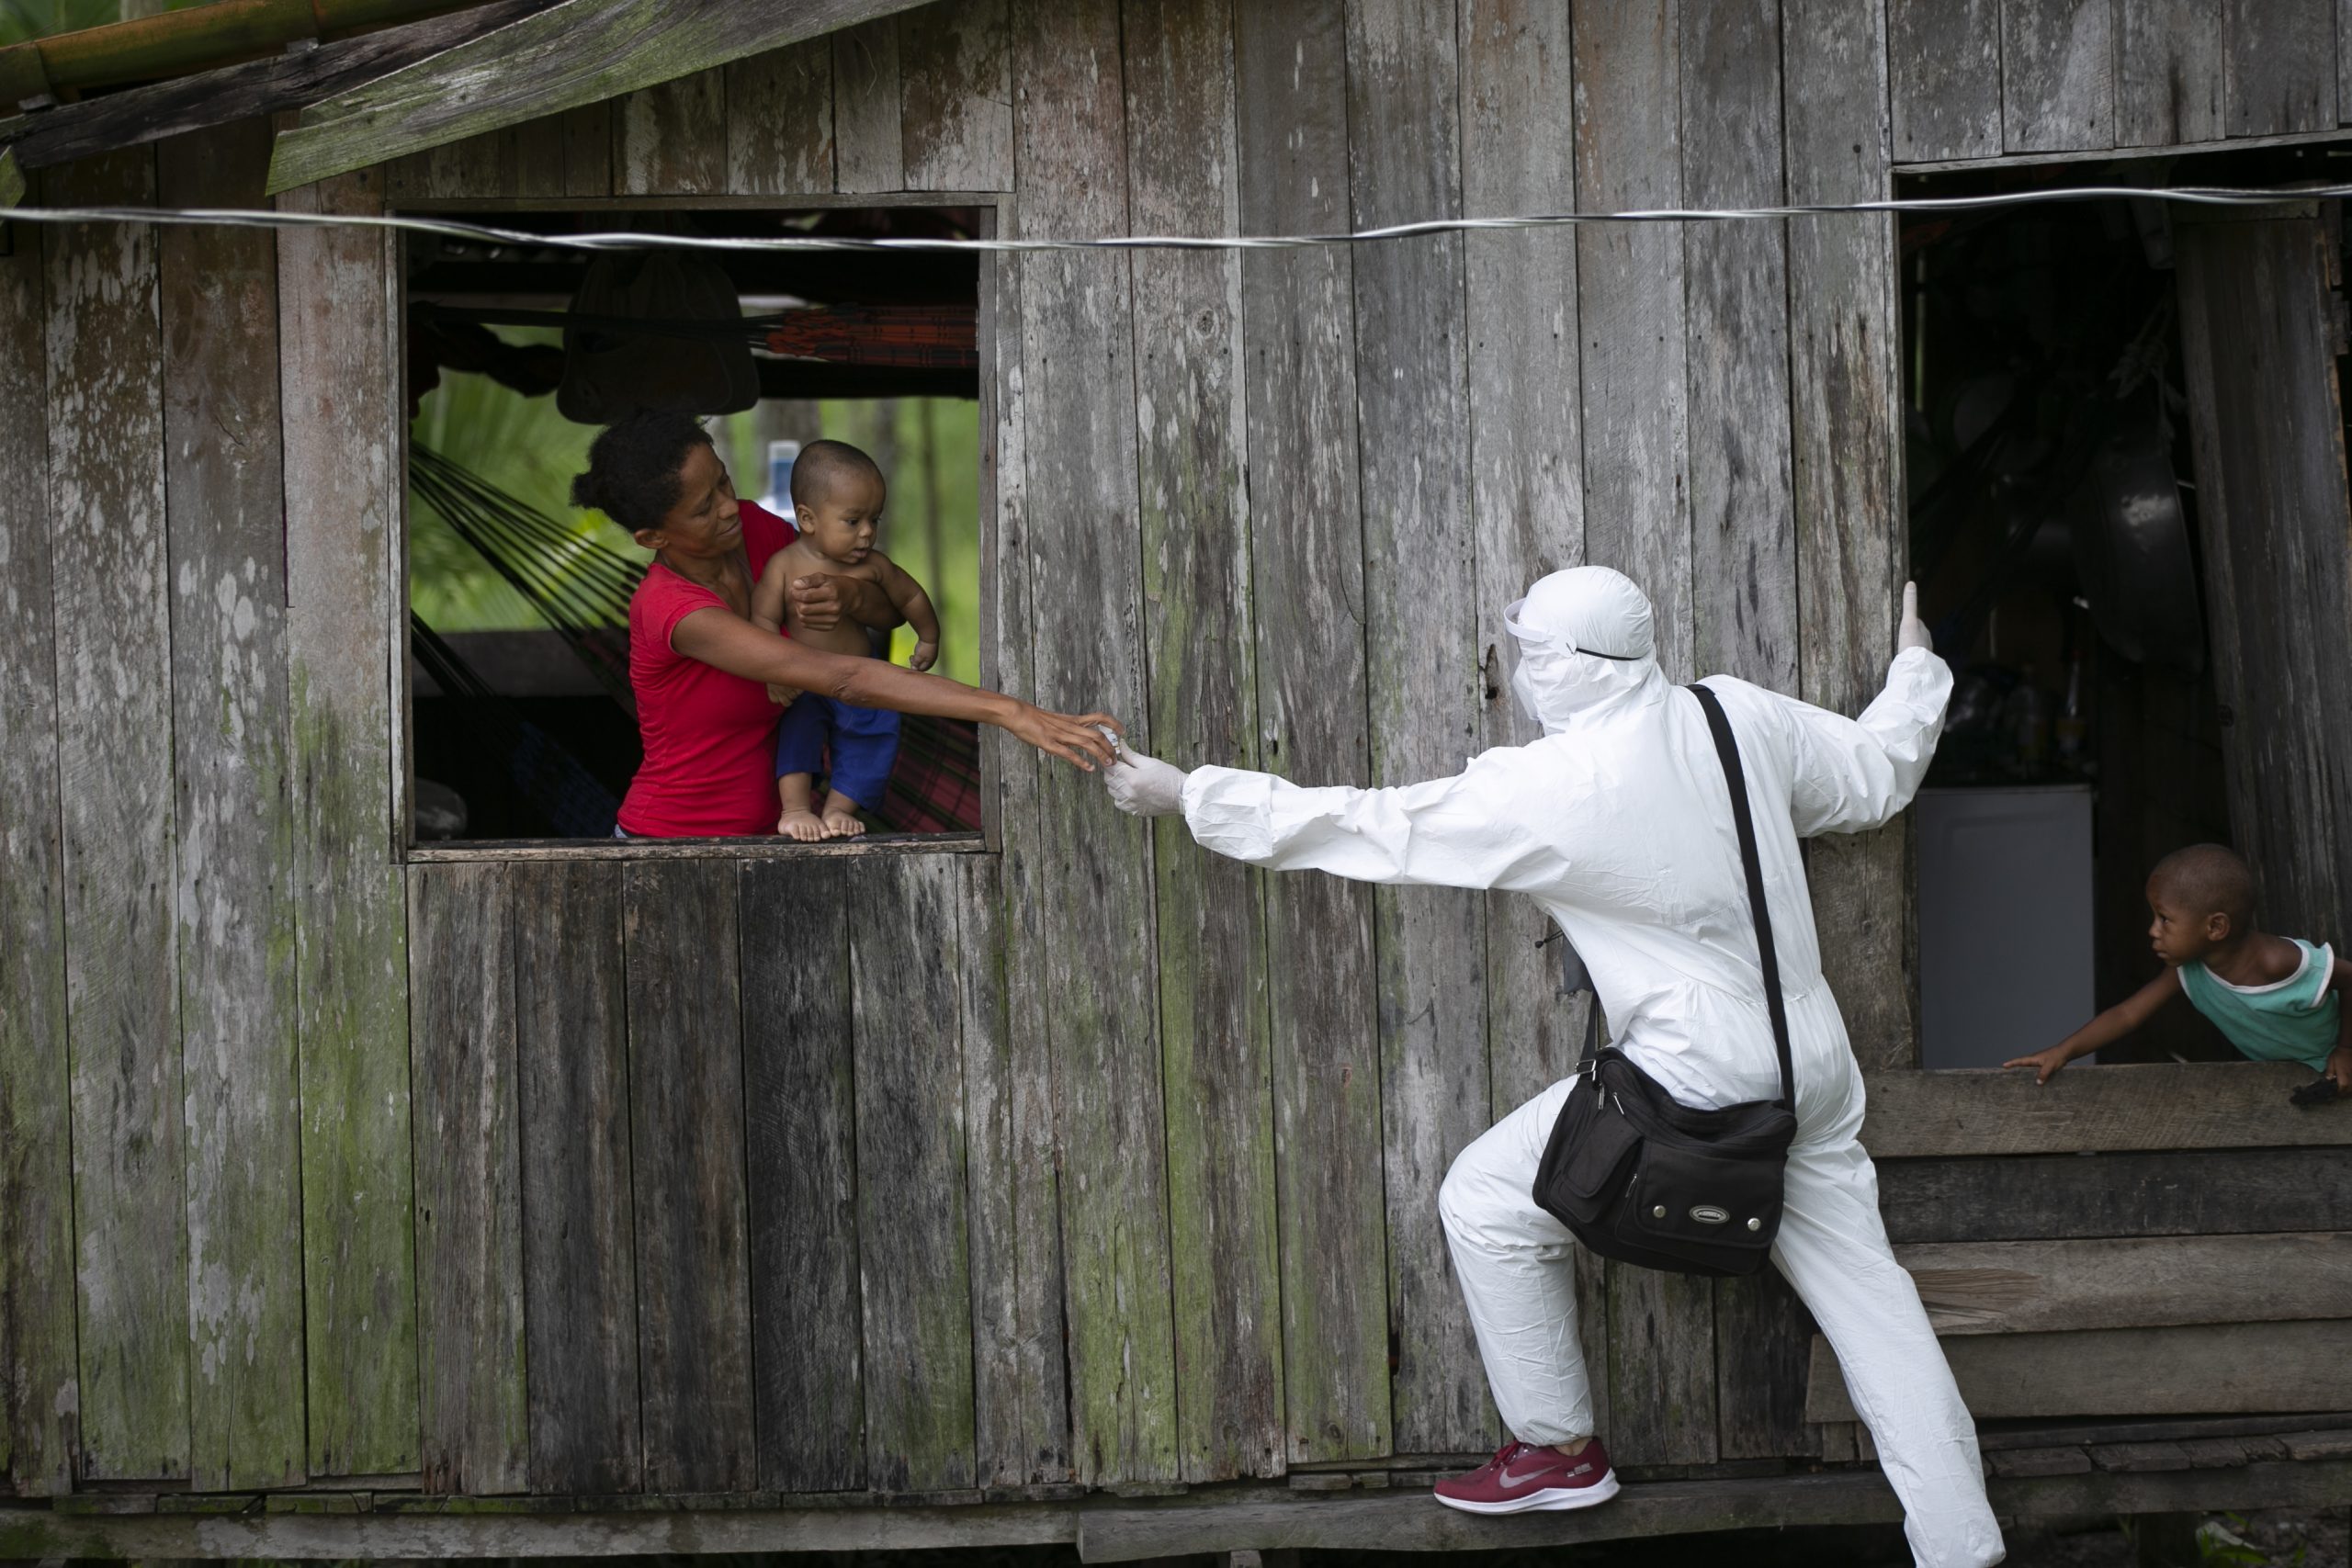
[{"xmin": 1104, "ymin": 747, "xmax": 1189, "ymax": 818}]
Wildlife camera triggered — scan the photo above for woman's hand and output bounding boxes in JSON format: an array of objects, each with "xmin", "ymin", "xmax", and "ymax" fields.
[
  {"xmin": 1004, "ymin": 705, "xmax": 1123, "ymax": 772},
  {"xmin": 790, "ymin": 572, "xmax": 902, "ymax": 633},
  {"xmin": 787, "ymin": 573, "xmax": 850, "ymax": 632}
]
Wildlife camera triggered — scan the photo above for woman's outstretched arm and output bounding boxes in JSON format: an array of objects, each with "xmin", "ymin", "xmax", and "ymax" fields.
[{"xmin": 672, "ymin": 604, "xmax": 1119, "ymax": 771}]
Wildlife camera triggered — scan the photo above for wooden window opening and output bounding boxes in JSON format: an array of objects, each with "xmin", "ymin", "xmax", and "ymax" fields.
[{"xmin": 391, "ymin": 196, "xmax": 998, "ymax": 863}]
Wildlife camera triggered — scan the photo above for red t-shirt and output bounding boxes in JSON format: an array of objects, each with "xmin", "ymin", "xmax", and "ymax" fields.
[{"xmin": 616, "ymin": 501, "xmax": 797, "ymax": 838}]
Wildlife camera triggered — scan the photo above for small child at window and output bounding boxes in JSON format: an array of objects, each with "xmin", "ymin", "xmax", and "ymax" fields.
[
  {"xmin": 751, "ymin": 439, "xmax": 942, "ymax": 841},
  {"xmin": 2005, "ymin": 843, "xmax": 2352, "ymax": 1099}
]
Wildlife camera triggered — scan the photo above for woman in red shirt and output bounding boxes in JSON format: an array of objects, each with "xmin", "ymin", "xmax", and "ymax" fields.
[{"xmin": 572, "ymin": 412, "xmax": 1117, "ymax": 837}]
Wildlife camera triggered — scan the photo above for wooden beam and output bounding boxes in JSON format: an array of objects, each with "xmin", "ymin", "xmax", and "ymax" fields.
[
  {"xmin": 4, "ymin": 1458, "xmax": 2351, "ymax": 1560},
  {"xmin": 513, "ymin": 862, "xmax": 639, "ymax": 1495},
  {"xmin": 1894, "ymin": 121, "xmax": 2352, "ymax": 174},
  {"xmin": 1075, "ymin": 1457, "xmax": 2352, "ymax": 1558},
  {"xmin": 1860, "ymin": 1064, "xmax": 2342, "ymax": 1156},
  {"xmin": 741, "ymin": 859, "xmax": 864, "ymax": 1494},
  {"xmin": 1230, "ymin": 0, "xmax": 1389, "ymax": 1471},
  {"xmin": 267, "ymin": 0, "xmax": 927, "ymax": 194},
  {"xmin": 0, "ymin": 1500, "xmax": 1080, "ymax": 1560},
  {"xmin": 1899, "ymin": 1233, "xmax": 2352, "ymax": 1336},
  {"xmin": 0, "ymin": 0, "xmax": 555, "ymax": 177},
  {"xmin": 2000, "ymin": 0, "xmax": 2114, "ymax": 154},
  {"xmin": 1783, "ymin": 0, "xmax": 1912, "ymax": 1070},
  {"xmin": 1345, "ymin": 0, "xmax": 1492, "ymax": 1459},
  {"xmin": 1885, "ymin": 0, "xmax": 2000, "ymax": 163},
  {"xmin": 158, "ymin": 118, "xmax": 306, "ymax": 1493},
  {"xmin": 1804, "ymin": 1319, "xmax": 2352, "ymax": 1423},
  {"xmin": 407, "ymin": 863, "xmax": 527, "ymax": 1495},
  {"xmin": 0, "ymin": 147, "xmax": 22, "ymax": 209},
  {"xmin": 1079, "ymin": 1472, "xmax": 1909, "ymax": 1557},
  {"xmin": 621, "ymin": 860, "xmax": 755, "ymax": 1494},
  {"xmin": 1877, "ymin": 1146, "xmax": 2352, "ymax": 1243},
  {"xmin": 0, "ymin": 121, "xmax": 74, "ymax": 1497},
  {"xmin": 408, "ymin": 833, "xmax": 989, "ymax": 863},
  {"xmin": 46, "ymin": 145, "xmax": 187, "ymax": 1484},
  {"xmin": 957, "ymin": 853, "xmax": 1076, "ymax": 1486},
  {"xmin": 850, "ymin": 856, "xmax": 978, "ymax": 1490},
  {"xmin": 2171, "ymin": 202, "xmax": 2352, "ymax": 954},
  {"xmin": 277, "ymin": 164, "xmax": 422, "ymax": 1479},
  {"xmin": 1009, "ymin": 0, "xmax": 1179, "ymax": 1489},
  {"xmin": 1122, "ymin": 0, "xmax": 1282, "ymax": 1485}
]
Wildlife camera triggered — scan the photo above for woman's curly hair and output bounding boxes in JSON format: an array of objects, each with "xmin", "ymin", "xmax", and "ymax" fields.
[{"xmin": 570, "ymin": 411, "xmax": 715, "ymax": 534}]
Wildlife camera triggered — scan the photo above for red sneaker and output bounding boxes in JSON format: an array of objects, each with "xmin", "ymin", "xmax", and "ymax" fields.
[{"xmin": 1433, "ymin": 1438, "xmax": 1619, "ymax": 1515}]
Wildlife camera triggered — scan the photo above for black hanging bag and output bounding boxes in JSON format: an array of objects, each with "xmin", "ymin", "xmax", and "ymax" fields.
[{"xmin": 1530, "ymin": 683, "xmax": 1798, "ymax": 1278}]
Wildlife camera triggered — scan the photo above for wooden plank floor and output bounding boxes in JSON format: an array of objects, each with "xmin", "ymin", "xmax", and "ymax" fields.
[{"xmin": 5, "ymin": 1434, "xmax": 2347, "ymax": 1561}]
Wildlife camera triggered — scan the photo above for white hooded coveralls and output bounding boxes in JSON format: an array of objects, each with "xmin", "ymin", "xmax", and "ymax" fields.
[{"xmin": 1171, "ymin": 569, "xmax": 2004, "ymax": 1567}]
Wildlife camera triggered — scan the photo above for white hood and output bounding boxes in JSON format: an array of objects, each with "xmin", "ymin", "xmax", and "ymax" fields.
[{"xmin": 1502, "ymin": 566, "xmax": 1666, "ymax": 731}]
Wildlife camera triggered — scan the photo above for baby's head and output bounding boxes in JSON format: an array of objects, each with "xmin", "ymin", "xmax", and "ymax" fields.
[
  {"xmin": 789, "ymin": 439, "xmax": 888, "ymax": 567},
  {"xmin": 2145, "ymin": 843, "xmax": 2258, "ymax": 965}
]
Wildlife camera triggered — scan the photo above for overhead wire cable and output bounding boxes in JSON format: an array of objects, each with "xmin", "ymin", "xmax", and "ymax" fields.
[{"xmin": 6, "ymin": 182, "xmax": 2352, "ymax": 254}]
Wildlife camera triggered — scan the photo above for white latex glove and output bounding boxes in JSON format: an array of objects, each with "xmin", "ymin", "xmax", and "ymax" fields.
[
  {"xmin": 1103, "ymin": 748, "xmax": 1190, "ymax": 818},
  {"xmin": 1896, "ymin": 581, "xmax": 1933, "ymax": 655}
]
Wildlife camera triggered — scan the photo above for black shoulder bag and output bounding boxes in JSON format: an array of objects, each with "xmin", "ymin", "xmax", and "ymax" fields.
[{"xmin": 1530, "ymin": 682, "xmax": 1797, "ymax": 1278}]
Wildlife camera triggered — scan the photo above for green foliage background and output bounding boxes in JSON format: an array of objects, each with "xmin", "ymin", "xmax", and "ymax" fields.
[
  {"xmin": 0, "ymin": 0, "xmax": 205, "ymax": 48},
  {"xmin": 408, "ymin": 361, "xmax": 983, "ymax": 688}
]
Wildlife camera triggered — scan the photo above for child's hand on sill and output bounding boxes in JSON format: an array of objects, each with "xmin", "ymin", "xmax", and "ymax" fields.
[
  {"xmin": 2000, "ymin": 1044, "xmax": 2075, "ymax": 1086},
  {"xmin": 2329, "ymin": 1046, "xmax": 2352, "ymax": 1096}
]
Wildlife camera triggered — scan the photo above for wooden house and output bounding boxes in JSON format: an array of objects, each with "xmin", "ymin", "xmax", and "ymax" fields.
[{"xmin": 2, "ymin": 0, "xmax": 2349, "ymax": 1558}]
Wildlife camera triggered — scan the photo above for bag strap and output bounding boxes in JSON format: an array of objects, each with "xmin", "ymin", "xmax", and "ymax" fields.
[{"xmin": 1687, "ymin": 682, "xmax": 1796, "ymax": 1111}]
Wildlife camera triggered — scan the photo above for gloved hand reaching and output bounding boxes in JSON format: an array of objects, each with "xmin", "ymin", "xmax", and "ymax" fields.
[
  {"xmin": 1103, "ymin": 746, "xmax": 1190, "ymax": 818},
  {"xmin": 1896, "ymin": 581, "xmax": 1933, "ymax": 655}
]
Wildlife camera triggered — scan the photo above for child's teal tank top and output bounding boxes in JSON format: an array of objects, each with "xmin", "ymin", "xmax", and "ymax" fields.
[{"xmin": 2177, "ymin": 939, "xmax": 2339, "ymax": 1073}]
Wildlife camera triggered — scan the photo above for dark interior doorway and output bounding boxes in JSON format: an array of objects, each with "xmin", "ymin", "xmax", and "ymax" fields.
[{"xmin": 1896, "ymin": 141, "xmax": 2352, "ymax": 1067}]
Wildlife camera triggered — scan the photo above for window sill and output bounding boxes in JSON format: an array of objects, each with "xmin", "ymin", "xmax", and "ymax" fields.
[{"xmin": 407, "ymin": 831, "xmax": 989, "ymax": 864}]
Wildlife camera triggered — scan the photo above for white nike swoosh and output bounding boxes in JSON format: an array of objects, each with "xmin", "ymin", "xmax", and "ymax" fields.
[{"xmin": 1499, "ymin": 1458, "xmax": 1562, "ymax": 1488}]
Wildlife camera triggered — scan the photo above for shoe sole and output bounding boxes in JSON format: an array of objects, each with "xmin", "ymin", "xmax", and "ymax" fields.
[{"xmin": 1433, "ymin": 1471, "xmax": 1621, "ymax": 1515}]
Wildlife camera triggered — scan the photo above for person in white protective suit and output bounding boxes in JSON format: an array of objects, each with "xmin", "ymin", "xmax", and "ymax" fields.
[{"xmin": 1102, "ymin": 566, "xmax": 2005, "ymax": 1567}]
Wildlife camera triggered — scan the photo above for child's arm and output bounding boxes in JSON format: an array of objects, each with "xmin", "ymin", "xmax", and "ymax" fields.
[
  {"xmin": 750, "ymin": 553, "xmax": 794, "ymax": 636},
  {"xmin": 871, "ymin": 552, "xmax": 943, "ymax": 672},
  {"xmin": 2331, "ymin": 956, "xmax": 2352, "ymax": 1092},
  {"xmin": 2004, "ymin": 967, "xmax": 2183, "ymax": 1084},
  {"xmin": 748, "ymin": 556, "xmax": 802, "ymax": 705}
]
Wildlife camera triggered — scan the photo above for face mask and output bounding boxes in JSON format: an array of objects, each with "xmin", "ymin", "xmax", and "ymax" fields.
[{"xmin": 1510, "ymin": 655, "xmax": 1546, "ymax": 725}]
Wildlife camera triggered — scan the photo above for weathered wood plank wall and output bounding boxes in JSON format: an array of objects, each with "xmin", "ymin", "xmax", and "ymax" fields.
[
  {"xmin": 1346, "ymin": 0, "xmax": 1492, "ymax": 1460},
  {"xmin": 1123, "ymin": 0, "xmax": 1284, "ymax": 1484},
  {"xmin": 46, "ymin": 143, "xmax": 187, "ymax": 1486},
  {"xmin": 0, "ymin": 163, "xmax": 79, "ymax": 1499},
  {"xmin": 1229, "ymin": 0, "xmax": 1390, "ymax": 1472},
  {"xmin": 11, "ymin": 0, "xmax": 2352, "ymax": 1506},
  {"xmin": 1897, "ymin": 0, "xmax": 2352, "ymax": 164},
  {"xmin": 1011, "ymin": 0, "xmax": 1181, "ymax": 1490},
  {"xmin": 158, "ymin": 117, "xmax": 308, "ymax": 1495},
  {"xmin": 277, "ymin": 162, "xmax": 422, "ymax": 1481}
]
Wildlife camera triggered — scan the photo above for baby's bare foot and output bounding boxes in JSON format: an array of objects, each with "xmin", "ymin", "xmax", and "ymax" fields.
[
  {"xmin": 777, "ymin": 808, "xmax": 828, "ymax": 842},
  {"xmin": 820, "ymin": 800, "xmax": 867, "ymax": 839}
]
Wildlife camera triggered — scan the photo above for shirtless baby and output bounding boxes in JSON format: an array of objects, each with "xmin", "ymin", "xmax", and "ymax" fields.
[{"xmin": 750, "ymin": 439, "xmax": 942, "ymax": 840}]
